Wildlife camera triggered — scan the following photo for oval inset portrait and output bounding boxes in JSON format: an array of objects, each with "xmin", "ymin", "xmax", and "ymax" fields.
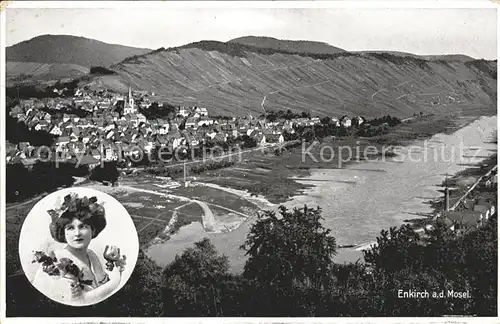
[{"xmin": 18, "ymin": 187, "xmax": 139, "ymax": 307}]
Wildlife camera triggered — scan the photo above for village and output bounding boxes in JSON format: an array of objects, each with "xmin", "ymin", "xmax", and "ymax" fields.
[{"xmin": 6, "ymin": 86, "xmax": 365, "ymax": 169}]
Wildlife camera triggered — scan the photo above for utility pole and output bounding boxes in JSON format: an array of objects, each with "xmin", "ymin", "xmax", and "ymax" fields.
[
  {"xmin": 444, "ymin": 173, "xmax": 450, "ymax": 212},
  {"xmin": 184, "ymin": 160, "xmax": 187, "ymax": 187}
]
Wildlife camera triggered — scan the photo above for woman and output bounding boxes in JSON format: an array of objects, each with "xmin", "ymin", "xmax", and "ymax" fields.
[{"xmin": 32, "ymin": 193, "xmax": 124, "ymax": 305}]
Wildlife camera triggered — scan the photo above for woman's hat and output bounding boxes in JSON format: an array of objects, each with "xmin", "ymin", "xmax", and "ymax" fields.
[{"xmin": 47, "ymin": 193, "xmax": 104, "ymax": 222}]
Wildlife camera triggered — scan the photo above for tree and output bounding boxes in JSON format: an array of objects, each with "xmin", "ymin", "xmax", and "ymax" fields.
[
  {"xmin": 162, "ymin": 238, "xmax": 231, "ymax": 316},
  {"xmin": 240, "ymin": 135, "xmax": 257, "ymax": 149},
  {"xmin": 90, "ymin": 161, "xmax": 119, "ymax": 185},
  {"xmin": 320, "ymin": 116, "xmax": 331, "ymax": 125},
  {"xmin": 363, "ymin": 224, "xmax": 424, "ymax": 274},
  {"xmin": 241, "ymin": 205, "xmax": 337, "ymax": 291},
  {"xmin": 98, "ymin": 250, "xmax": 164, "ymax": 316}
]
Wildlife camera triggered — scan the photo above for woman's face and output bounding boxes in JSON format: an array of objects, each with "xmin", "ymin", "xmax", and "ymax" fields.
[{"xmin": 64, "ymin": 218, "xmax": 92, "ymax": 250}]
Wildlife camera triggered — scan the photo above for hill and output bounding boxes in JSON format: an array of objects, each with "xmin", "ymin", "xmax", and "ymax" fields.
[
  {"xmin": 80, "ymin": 41, "xmax": 496, "ymax": 118},
  {"xmin": 6, "ymin": 34, "xmax": 152, "ymax": 68},
  {"xmin": 355, "ymin": 51, "xmax": 474, "ymax": 62},
  {"xmin": 6, "ymin": 61, "xmax": 89, "ymax": 85},
  {"xmin": 229, "ymin": 36, "xmax": 345, "ymax": 55}
]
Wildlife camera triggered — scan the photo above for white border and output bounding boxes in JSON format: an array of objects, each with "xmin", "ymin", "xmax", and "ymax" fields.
[
  {"xmin": 3, "ymin": 0, "xmax": 499, "ymax": 9},
  {"xmin": 1, "ymin": 1, "xmax": 499, "ymax": 323}
]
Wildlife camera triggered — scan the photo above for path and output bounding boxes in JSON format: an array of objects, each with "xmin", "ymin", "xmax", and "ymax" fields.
[
  {"xmin": 7, "ymin": 176, "xmax": 89, "ymax": 211},
  {"xmin": 6, "ymin": 195, "xmax": 44, "ymax": 211},
  {"xmin": 119, "ymin": 185, "xmax": 217, "ymax": 232}
]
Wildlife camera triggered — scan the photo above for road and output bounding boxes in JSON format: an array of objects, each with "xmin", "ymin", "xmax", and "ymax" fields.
[
  {"xmin": 123, "ymin": 140, "xmax": 299, "ymax": 172},
  {"xmin": 118, "ymin": 185, "xmax": 218, "ymax": 232}
]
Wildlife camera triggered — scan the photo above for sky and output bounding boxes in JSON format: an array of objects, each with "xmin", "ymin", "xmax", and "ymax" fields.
[{"xmin": 5, "ymin": 8, "xmax": 497, "ymax": 59}]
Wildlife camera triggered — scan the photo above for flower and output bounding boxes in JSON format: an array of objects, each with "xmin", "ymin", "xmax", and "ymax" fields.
[
  {"xmin": 103, "ymin": 245, "xmax": 120, "ymax": 262},
  {"xmin": 103, "ymin": 245, "xmax": 126, "ymax": 271},
  {"xmin": 57, "ymin": 258, "xmax": 80, "ymax": 280},
  {"xmin": 47, "ymin": 193, "xmax": 104, "ymax": 221},
  {"xmin": 32, "ymin": 251, "xmax": 92, "ymax": 297}
]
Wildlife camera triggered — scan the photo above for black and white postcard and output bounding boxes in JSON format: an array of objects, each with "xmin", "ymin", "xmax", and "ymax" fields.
[{"xmin": 1, "ymin": 1, "xmax": 498, "ymax": 321}]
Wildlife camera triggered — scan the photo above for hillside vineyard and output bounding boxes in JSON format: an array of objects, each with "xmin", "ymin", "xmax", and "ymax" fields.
[{"xmin": 81, "ymin": 43, "xmax": 498, "ymax": 118}]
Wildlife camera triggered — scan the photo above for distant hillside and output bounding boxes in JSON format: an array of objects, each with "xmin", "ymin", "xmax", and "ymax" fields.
[
  {"xmin": 355, "ymin": 51, "xmax": 474, "ymax": 62},
  {"xmin": 6, "ymin": 34, "xmax": 152, "ymax": 67},
  {"xmin": 80, "ymin": 40, "xmax": 496, "ymax": 118},
  {"xmin": 229, "ymin": 36, "xmax": 345, "ymax": 55},
  {"xmin": 6, "ymin": 62, "xmax": 89, "ymax": 85}
]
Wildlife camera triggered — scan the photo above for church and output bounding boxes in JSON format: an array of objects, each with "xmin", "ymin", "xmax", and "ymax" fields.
[{"xmin": 123, "ymin": 87, "xmax": 136, "ymax": 115}]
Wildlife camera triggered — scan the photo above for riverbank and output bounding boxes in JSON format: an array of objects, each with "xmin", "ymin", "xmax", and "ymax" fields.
[
  {"xmin": 194, "ymin": 113, "xmax": 484, "ymax": 205},
  {"xmin": 145, "ymin": 115, "xmax": 497, "ymax": 269},
  {"xmin": 284, "ymin": 115, "xmax": 497, "ymax": 263}
]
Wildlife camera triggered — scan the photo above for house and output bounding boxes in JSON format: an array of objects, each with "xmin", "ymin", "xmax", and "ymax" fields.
[
  {"xmin": 439, "ymin": 197, "xmax": 495, "ymax": 235},
  {"xmin": 198, "ymin": 116, "xmax": 214, "ymax": 127},
  {"xmin": 206, "ymin": 130, "xmax": 218, "ymax": 140},
  {"xmin": 43, "ymin": 112, "xmax": 52, "ymax": 121},
  {"xmin": 21, "ymin": 157, "xmax": 38, "ymax": 170},
  {"xmin": 136, "ymin": 113, "xmax": 147, "ymax": 125},
  {"xmin": 184, "ymin": 133, "xmax": 200, "ymax": 147},
  {"xmin": 69, "ymin": 132, "xmax": 79, "ymax": 143},
  {"xmin": 185, "ymin": 117, "xmax": 199, "ymax": 129},
  {"xmin": 439, "ymin": 210, "xmax": 484, "ymax": 235},
  {"xmin": 265, "ymin": 134, "xmax": 284, "ymax": 144},
  {"xmin": 310, "ymin": 117, "xmax": 321, "ymax": 125},
  {"xmin": 106, "ymin": 130, "xmax": 115, "ymax": 140},
  {"xmin": 195, "ymin": 107, "xmax": 209, "ymax": 117},
  {"xmin": 129, "ymin": 114, "xmax": 140, "ymax": 127},
  {"xmin": 78, "ymin": 155, "xmax": 101, "ymax": 170},
  {"xmin": 172, "ymin": 136, "xmax": 187, "ymax": 149},
  {"xmin": 29, "ymin": 115, "xmax": 40, "ymax": 124},
  {"xmin": 178, "ymin": 107, "xmax": 190, "ymax": 118},
  {"xmin": 158, "ymin": 119, "xmax": 169, "ymax": 134},
  {"xmin": 18, "ymin": 142, "xmax": 31, "ymax": 153},
  {"xmin": 34, "ymin": 120, "xmax": 50, "ymax": 131},
  {"xmin": 9, "ymin": 105, "xmax": 23, "ymax": 118},
  {"xmin": 90, "ymin": 148, "xmax": 102, "ymax": 161},
  {"xmin": 56, "ymin": 136, "xmax": 70, "ymax": 148},
  {"xmin": 82, "ymin": 135, "xmax": 91, "ymax": 144},
  {"xmin": 67, "ymin": 142, "xmax": 86, "ymax": 155},
  {"xmin": 6, "ymin": 150, "xmax": 20, "ymax": 163},
  {"xmin": 485, "ymin": 172, "xmax": 498, "ymax": 188},
  {"xmin": 171, "ymin": 118, "xmax": 184, "ymax": 131},
  {"xmin": 62, "ymin": 113, "xmax": 71, "ymax": 123},
  {"xmin": 340, "ymin": 116, "xmax": 352, "ymax": 128},
  {"xmin": 143, "ymin": 139, "xmax": 155, "ymax": 153},
  {"xmin": 250, "ymin": 132, "xmax": 266, "ymax": 146},
  {"xmin": 353, "ymin": 116, "xmax": 365, "ymax": 127},
  {"xmin": 17, "ymin": 114, "xmax": 28, "ymax": 123},
  {"xmin": 103, "ymin": 144, "xmax": 118, "ymax": 161},
  {"xmin": 156, "ymin": 136, "xmax": 169, "ymax": 148},
  {"xmin": 473, "ymin": 198, "xmax": 496, "ymax": 219}
]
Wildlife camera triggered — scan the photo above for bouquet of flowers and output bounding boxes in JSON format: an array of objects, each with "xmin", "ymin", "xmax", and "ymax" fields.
[
  {"xmin": 103, "ymin": 245, "xmax": 127, "ymax": 271},
  {"xmin": 32, "ymin": 251, "xmax": 93, "ymax": 298}
]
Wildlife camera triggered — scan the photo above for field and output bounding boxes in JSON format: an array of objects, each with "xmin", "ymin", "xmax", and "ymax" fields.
[{"xmin": 5, "ymin": 174, "xmax": 263, "ymax": 279}]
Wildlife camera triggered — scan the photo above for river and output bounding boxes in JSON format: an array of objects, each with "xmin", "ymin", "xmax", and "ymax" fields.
[{"xmin": 146, "ymin": 115, "xmax": 497, "ymax": 271}]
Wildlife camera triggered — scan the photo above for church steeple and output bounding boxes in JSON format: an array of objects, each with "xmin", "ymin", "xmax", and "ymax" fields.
[{"xmin": 124, "ymin": 86, "xmax": 135, "ymax": 114}]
